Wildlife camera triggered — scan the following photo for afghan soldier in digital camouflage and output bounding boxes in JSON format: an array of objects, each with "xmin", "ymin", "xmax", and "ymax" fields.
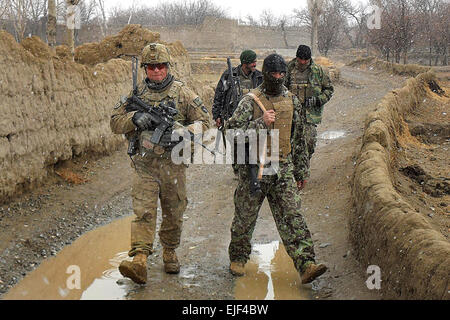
[
  {"xmin": 212, "ymin": 49, "xmax": 263, "ymax": 126},
  {"xmin": 110, "ymin": 43, "xmax": 211, "ymax": 284},
  {"xmin": 212, "ymin": 50, "xmax": 263, "ymax": 175},
  {"xmin": 285, "ymin": 45, "xmax": 334, "ymax": 184},
  {"xmin": 226, "ymin": 53, "xmax": 327, "ymax": 284}
]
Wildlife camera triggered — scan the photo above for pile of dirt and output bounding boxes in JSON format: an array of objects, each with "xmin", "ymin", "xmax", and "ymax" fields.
[
  {"xmin": 351, "ymin": 71, "xmax": 449, "ymax": 299},
  {"xmin": 347, "ymin": 56, "xmax": 431, "ymax": 77},
  {"xmin": 74, "ymin": 25, "xmax": 191, "ymax": 81},
  {"xmin": 315, "ymin": 56, "xmax": 341, "ymax": 82}
]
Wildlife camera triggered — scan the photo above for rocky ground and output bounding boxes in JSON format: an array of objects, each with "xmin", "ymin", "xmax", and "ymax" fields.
[{"xmin": 1, "ymin": 64, "xmax": 439, "ymax": 300}]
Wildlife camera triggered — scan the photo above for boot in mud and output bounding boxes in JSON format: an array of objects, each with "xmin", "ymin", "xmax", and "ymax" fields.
[
  {"xmin": 119, "ymin": 253, "xmax": 148, "ymax": 284},
  {"xmin": 301, "ymin": 263, "xmax": 327, "ymax": 284},
  {"xmin": 163, "ymin": 248, "xmax": 180, "ymax": 274},
  {"xmin": 229, "ymin": 261, "xmax": 245, "ymax": 276}
]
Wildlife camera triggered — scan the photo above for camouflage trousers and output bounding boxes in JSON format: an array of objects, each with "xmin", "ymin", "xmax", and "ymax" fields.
[
  {"xmin": 305, "ymin": 123, "xmax": 318, "ymax": 164},
  {"xmin": 229, "ymin": 163, "xmax": 316, "ymax": 273},
  {"xmin": 128, "ymin": 155, "xmax": 188, "ymax": 257}
]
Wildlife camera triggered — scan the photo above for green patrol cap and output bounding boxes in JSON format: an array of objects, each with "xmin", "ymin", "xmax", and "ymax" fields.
[{"xmin": 240, "ymin": 50, "xmax": 257, "ymax": 64}]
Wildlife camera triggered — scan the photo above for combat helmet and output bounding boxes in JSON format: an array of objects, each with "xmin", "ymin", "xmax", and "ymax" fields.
[{"xmin": 141, "ymin": 43, "xmax": 172, "ymax": 67}]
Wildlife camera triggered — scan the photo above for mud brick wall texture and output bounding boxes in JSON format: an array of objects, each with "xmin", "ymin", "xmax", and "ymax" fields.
[
  {"xmin": 347, "ymin": 57, "xmax": 431, "ymax": 77},
  {"xmin": 0, "ymin": 25, "xmax": 195, "ymax": 203},
  {"xmin": 351, "ymin": 71, "xmax": 449, "ymax": 299}
]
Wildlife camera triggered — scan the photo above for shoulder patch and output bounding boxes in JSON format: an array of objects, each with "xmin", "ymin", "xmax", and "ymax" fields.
[
  {"xmin": 114, "ymin": 95, "xmax": 128, "ymax": 109},
  {"xmin": 193, "ymin": 96, "xmax": 203, "ymax": 107}
]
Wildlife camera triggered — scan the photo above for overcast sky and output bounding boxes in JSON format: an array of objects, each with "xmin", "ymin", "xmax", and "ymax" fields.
[{"xmin": 104, "ymin": 0, "xmax": 369, "ymax": 20}]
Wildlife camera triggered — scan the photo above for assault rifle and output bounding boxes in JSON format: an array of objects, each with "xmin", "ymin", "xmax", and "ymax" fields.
[
  {"xmin": 126, "ymin": 57, "xmax": 219, "ymax": 157},
  {"xmin": 125, "ymin": 56, "xmax": 179, "ymax": 156}
]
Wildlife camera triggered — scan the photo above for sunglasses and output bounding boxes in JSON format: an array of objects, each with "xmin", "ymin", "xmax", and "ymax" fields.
[{"xmin": 146, "ymin": 63, "xmax": 167, "ymax": 71}]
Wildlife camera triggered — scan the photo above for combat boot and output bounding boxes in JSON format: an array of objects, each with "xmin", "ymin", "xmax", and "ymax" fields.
[
  {"xmin": 163, "ymin": 248, "xmax": 180, "ymax": 274},
  {"xmin": 118, "ymin": 253, "xmax": 148, "ymax": 284},
  {"xmin": 301, "ymin": 263, "xmax": 327, "ymax": 284},
  {"xmin": 229, "ymin": 261, "xmax": 245, "ymax": 276}
]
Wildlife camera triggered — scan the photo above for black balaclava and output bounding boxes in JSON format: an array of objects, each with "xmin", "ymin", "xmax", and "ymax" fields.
[{"xmin": 262, "ymin": 53, "xmax": 287, "ymax": 96}]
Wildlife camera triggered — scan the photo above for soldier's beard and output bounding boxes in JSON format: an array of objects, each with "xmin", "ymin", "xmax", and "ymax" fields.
[{"xmin": 262, "ymin": 73, "xmax": 284, "ymax": 96}]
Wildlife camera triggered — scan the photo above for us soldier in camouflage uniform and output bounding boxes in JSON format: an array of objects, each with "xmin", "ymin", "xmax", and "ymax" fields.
[
  {"xmin": 110, "ymin": 43, "xmax": 211, "ymax": 284},
  {"xmin": 226, "ymin": 54, "xmax": 327, "ymax": 284},
  {"xmin": 285, "ymin": 45, "xmax": 334, "ymax": 186}
]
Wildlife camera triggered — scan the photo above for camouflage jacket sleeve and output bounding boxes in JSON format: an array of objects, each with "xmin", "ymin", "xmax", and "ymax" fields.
[
  {"xmin": 212, "ymin": 70, "xmax": 228, "ymax": 121},
  {"xmin": 224, "ymin": 94, "xmax": 267, "ymax": 132},
  {"xmin": 291, "ymin": 95, "xmax": 310, "ymax": 181},
  {"xmin": 316, "ymin": 65, "xmax": 334, "ymax": 107},
  {"xmin": 177, "ymin": 85, "xmax": 212, "ymax": 133},
  {"xmin": 284, "ymin": 59, "xmax": 296, "ymax": 90},
  {"xmin": 110, "ymin": 88, "xmax": 138, "ymax": 135}
]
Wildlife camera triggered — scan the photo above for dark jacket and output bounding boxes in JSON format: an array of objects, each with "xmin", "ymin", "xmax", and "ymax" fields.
[{"xmin": 212, "ymin": 65, "xmax": 263, "ymax": 121}]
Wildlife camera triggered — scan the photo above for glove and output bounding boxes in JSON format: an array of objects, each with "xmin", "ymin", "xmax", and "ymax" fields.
[
  {"xmin": 159, "ymin": 129, "xmax": 183, "ymax": 148},
  {"xmin": 305, "ymin": 97, "xmax": 321, "ymax": 109},
  {"xmin": 132, "ymin": 112, "xmax": 153, "ymax": 131}
]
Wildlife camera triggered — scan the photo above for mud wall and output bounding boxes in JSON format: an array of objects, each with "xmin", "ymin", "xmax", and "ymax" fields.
[
  {"xmin": 351, "ymin": 71, "xmax": 449, "ymax": 299},
  {"xmin": 347, "ymin": 57, "xmax": 431, "ymax": 77},
  {"xmin": 0, "ymin": 25, "xmax": 203, "ymax": 203},
  {"xmin": 146, "ymin": 17, "xmax": 310, "ymax": 51}
]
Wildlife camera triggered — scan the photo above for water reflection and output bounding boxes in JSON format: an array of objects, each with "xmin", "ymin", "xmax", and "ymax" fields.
[
  {"xmin": 4, "ymin": 216, "xmax": 133, "ymax": 300},
  {"xmin": 320, "ymin": 130, "xmax": 346, "ymax": 140},
  {"xmin": 234, "ymin": 241, "xmax": 311, "ymax": 300}
]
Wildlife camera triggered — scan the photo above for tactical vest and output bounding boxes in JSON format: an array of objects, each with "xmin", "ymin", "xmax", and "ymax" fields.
[
  {"xmin": 250, "ymin": 89, "xmax": 294, "ymax": 160},
  {"xmin": 137, "ymin": 80, "xmax": 184, "ymax": 156},
  {"xmin": 239, "ymin": 73, "xmax": 254, "ymax": 97},
  {"xmin": 289, "ymin": 67, "xmax": 311, "ymax": 104}
]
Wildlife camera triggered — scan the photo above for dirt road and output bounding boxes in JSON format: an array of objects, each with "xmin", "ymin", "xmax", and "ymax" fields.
[{"xmin": 0, "ymin": 66, "xmax": 408, "ymax": 300}]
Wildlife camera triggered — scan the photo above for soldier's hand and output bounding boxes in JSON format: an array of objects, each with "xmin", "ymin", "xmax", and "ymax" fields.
[
  {"xmin": 305, "ymin": 97, "xmax": 320, "ymax": 109},
  {"xmin": 297, "ymin": 180, "xmax": 307, "ymax": 191},
  {"xmin": 263, "ymin": 110, "xmax": 276, "ymax": 127},
  {"xmin": 132, "ymin": 112, "xmax": 153, "ymax": 131},
  {"xmin": 215, "ymin": 118, "xmax": 222, "ymax": 128}
]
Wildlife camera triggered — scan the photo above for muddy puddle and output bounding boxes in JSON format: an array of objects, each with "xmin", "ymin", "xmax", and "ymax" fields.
[
  {"xmin": 319, "ymin": 130, "xmax": 346, "ymax": 140},
  {"xmin": 4, "ymin": 216, "xmax": 134, "ymax": 300},
  {"xmin": 234, "ymin": 241, "xmax": 312, "ymax": 300},
  {"xmin": 5, "ymin": 219, "xmax": 310, "ymax": 300}
]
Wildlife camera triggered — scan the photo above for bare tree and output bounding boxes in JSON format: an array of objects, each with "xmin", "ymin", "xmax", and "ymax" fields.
[
  {"xmin": 65, "ymin": 0, "xmax": 80, "ymax": 58},
  {"xmin": 108, "ymin": 0, "xmax": 227, "ymax": 27},
  {"xmin": 295, "ymin": 0, "xmax": 347, "ymax": 56},
  {"xmin": 47, "ymin": 0, "xmax": 56, "ymax": 47},
  {"xmin": 259, "ymin": 9, "xmax": 278, "ymax": 28},
  {"xmin": 0, "ymin": 0, "xmax": 9, "ymax": 25},
  {"xmin": 368, "ymin": 0, "xmax": 420, "ymax": 64},
  {"xmin": 95, "ymin": 0, "xmax": 106, "ymax": 34},
  {"xmin": 6, "ymin": 0, "xmax": 32, "ymax": 41},
  {"xmin": 413, "ymin": 0, "xmax": 449, "ymax": 66},
  {"xmin": 308, "ymin": 0, "xmax": 324, "ymax": 56},
  {"xmin": 278, "ymin": 15, "xmax": 291, "ymax": 48},
  {"xmin": 342, "ymin": 0, "xmax": 370, "ymax": 49}
]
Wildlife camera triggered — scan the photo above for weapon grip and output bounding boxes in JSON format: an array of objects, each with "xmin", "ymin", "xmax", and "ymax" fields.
[
  {"xmin": 151, "ymin": 122, "xmax": 169, "ymax": 144},
  {"xmin": 248, "ymin": 93, "xmax": 268, "ymax": 180}
]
